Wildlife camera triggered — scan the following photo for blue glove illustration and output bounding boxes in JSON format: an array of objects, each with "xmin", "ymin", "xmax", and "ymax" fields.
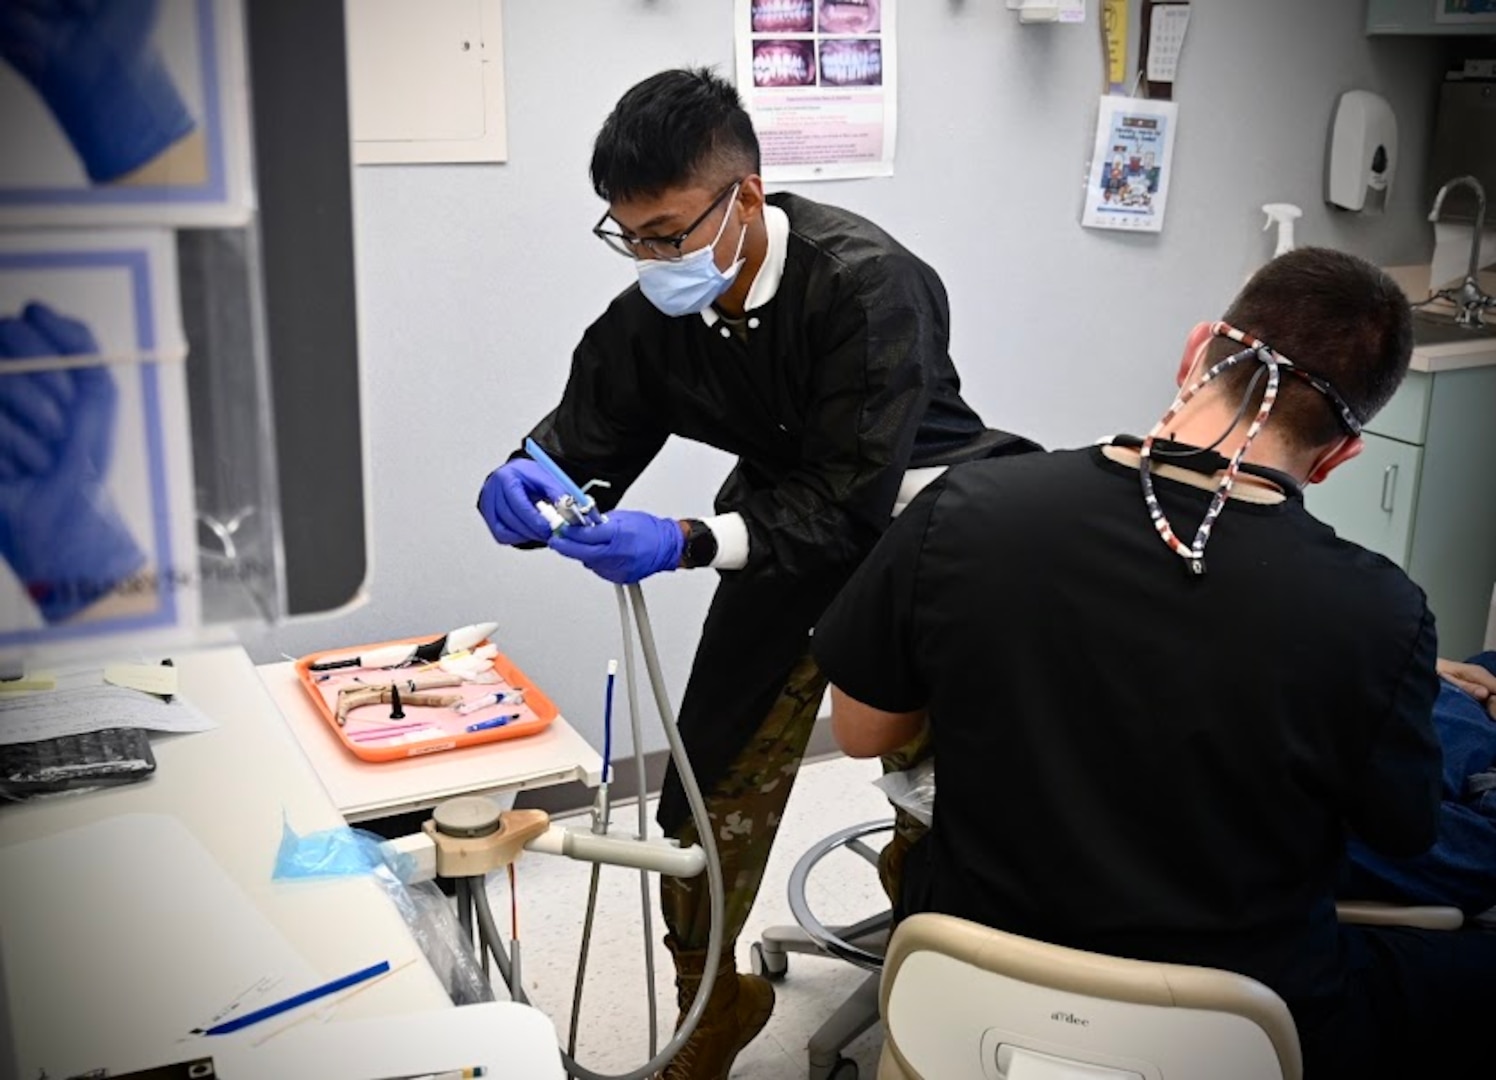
[
  {"xmin": 0, "ymin": 302, "xmax": 144, "ymax": 623},
  {"xmin": 0, "ymin": 0, "xmax": 196, "ymax": 183},
  {"xmin": 548, "ymin": 510, "xmax": 684, "ymax": 586},
  {"xmin": 477, "ymin": 457, "xmax": 570, "ymax": 546}
]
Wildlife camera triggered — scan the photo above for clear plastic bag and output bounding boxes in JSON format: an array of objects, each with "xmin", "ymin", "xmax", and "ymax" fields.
[
  {"xmin": 872, "ymin": 758, "xmax": 936, "ymax": 827},
  {"xmin": 369, "ymin": 864, "xmax": 495, "ymax": 1006},
  {"xmin": 271, "ymin": 817, "xmax": 493, "ymax": 1005}
]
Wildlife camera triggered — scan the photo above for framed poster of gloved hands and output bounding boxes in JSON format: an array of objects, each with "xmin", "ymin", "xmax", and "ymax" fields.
[
  {"xmin": 0, "ymin": 0, "xmax": 253, "ymax": 227},
  {"xmin": 0, "ymin": 229, "xmax": 197, "ymax": 653}
]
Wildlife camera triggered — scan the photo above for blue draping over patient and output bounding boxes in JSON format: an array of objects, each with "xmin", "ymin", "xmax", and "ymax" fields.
[{"xmin": 1341, "ymin": 652, "xmax": 1496, "ymax": 916}]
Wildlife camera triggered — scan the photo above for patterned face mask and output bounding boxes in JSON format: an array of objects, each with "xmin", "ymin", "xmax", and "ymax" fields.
[{"xmin": 1137, "ymin": 321, "xmax": 1362, "ymax": 577}]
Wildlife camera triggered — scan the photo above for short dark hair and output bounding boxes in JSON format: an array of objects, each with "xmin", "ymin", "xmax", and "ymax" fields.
[
  {"xmin": 1207, "ymin": 247, "xmax": 1413, "ymax": 448},
  {"xmin": 590, "ymin": 68, "xmax": 761, "ymax": 203}
]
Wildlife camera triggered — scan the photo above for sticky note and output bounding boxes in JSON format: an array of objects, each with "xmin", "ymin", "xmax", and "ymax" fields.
[{"xmin": 104, "ymin": 664, "xmax": 180, "ymax": 698}]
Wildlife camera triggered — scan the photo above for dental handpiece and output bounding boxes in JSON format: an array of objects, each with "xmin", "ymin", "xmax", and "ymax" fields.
[{"xmin": 524, "ymin": 437, "xmax": 608, "ymax": 528}]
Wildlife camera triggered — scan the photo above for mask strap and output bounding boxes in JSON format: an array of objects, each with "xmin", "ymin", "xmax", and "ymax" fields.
[
  {"xmin": 705, "ymin": 183, "xmax": 742, "ymax": 255},
  {"xmin": 1138, "ymin": 321, "xmax": 1284, "ymax": 576}
]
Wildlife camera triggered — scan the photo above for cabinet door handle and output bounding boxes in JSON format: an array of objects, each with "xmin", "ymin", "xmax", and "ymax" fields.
[{"xmin": 1380, "ymin": 464, "xmax": 1398, "ymax": 513}]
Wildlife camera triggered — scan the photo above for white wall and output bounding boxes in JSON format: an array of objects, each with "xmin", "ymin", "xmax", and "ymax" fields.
[{"xmin": 243, "ymin": 0, "xmax": 1445, "ymax": 760}]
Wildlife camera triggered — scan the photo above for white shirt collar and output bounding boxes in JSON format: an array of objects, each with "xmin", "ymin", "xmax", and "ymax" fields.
[{"xmin": 701, "ymin": 204, "xmax": 789, "ymax": 328}]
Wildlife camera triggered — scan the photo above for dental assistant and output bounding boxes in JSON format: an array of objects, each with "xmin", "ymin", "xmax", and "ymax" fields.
[{"xmin": 476, "ymin": 67, "xmax": 1036, "ymax": 1079}]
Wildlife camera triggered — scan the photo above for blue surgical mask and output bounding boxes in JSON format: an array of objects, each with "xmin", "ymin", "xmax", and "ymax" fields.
[{"xmin": 635, "ymin": 190, "xmax": 747, "ymax": 317}]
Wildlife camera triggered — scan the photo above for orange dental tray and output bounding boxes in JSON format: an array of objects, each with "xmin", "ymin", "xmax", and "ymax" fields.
[{"xmin": 295, "ymin": 634, "xmax": 558, "ymax": 762}]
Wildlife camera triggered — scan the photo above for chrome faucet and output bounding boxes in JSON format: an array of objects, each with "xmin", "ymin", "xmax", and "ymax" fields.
[{"xmin": 1427, "ymin": 175, "xmax": 1495, "ymax": 329}]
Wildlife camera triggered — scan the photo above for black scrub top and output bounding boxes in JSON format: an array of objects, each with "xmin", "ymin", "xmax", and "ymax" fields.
[
  {"xmin": 812, "ymin": 446, "xmax": 1442, "ymax": 1011},
  {"xmin": 521, "ymin": 192, "xmax": 1038, "ymax": 831}
]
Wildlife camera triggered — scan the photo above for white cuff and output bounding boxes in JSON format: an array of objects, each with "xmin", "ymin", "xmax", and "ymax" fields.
[{"xmin": 702, "ymin": 512, "xmax": 749, "ymax": 570}]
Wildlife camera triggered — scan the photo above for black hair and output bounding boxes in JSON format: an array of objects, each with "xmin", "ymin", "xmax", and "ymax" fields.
[
  {"xmin": 1207, "ymin": 247, "xmax": 1413, "ymax": 448},
  {"xmin": 590, "ymin": 67, "xmax": 761, "ymax": 203}
]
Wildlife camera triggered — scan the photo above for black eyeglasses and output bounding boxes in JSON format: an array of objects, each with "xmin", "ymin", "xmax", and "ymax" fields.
[{"xmin": 592, "ymin": 180, "xmax": 741, "ymax": 261}]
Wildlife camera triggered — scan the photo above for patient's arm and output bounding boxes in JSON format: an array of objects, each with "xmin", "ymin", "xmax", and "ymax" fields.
[
  {"xmin": 1437, "ymin": 658, "xmax": 1496, "ymax": 720},
  {"xmin": 830, "ymin": 685, "xmax": 927, "ymax": 758}
]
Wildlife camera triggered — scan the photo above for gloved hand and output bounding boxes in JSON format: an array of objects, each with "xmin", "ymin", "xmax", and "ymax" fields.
[
  {"xmin": 476, "ymin": 457, "xmax": 570, "ymax": 545},
  {"xmin": 0, "ymin": 302, "xmax": 115, "ymax": 481},
  {"xmin": 0, "ymin": 301, "xmax": 143, "ymax": 623},
  {"xmin": 548, "ymin": 510, "xmax": 684, "ymax": 586},
  {"xmin": 0, "ymin": 0, "xmax": 196, "ymax": 183}
]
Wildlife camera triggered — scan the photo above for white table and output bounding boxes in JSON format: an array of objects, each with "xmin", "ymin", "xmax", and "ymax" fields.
[
  {"xmin": 258, "ymin": 659, "xmax": 603, "ymax": 822},
  {"xmin": 0, "ymin": 645, "xmax": 563, "ymax": 1079}
]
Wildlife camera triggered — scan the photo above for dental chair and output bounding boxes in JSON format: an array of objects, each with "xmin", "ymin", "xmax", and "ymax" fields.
[
  {"xmin": 756, "ymin": 817, "xmax": 1464, "ymax": 1080},
  {"xmin": 878, "ymin": 912, "xmax": 1303, "ymax": 1080}
]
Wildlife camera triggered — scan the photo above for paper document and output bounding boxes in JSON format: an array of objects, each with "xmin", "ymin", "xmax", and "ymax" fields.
[
  {"xmin": 735, "ymin": 0, "xmax": 898, "ymax": 181},
  {"xmin": 1146, "ymin": 4, "xmax": 1190, "ymax": 84},
  {"xmin": 1081, "ymin": 95, "xmax": 1179, "ymax": 233},
  {"xmin": 0, "ymin": 669, "xmax": 216, "ymax": 745}
]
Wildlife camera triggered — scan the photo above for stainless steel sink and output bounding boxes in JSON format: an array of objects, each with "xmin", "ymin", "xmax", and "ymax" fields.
[{"xmin": 1412, "ymin": 310, "xmax": 1496, "ymax": 345}]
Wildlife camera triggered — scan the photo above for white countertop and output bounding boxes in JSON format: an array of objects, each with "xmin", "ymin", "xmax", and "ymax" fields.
[{"xmin": 0, "ymin": 644, "xmax": 566, "ymax": 1079}]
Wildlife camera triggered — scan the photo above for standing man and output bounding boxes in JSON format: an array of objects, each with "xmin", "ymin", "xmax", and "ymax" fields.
[
  {"xmin": 813, "ymin": 248, "xmax": 1496, "ymax": 1078},
  {"xmin": 476, "ymin": 67, "xmax": 1035, "ymax": 1078}
]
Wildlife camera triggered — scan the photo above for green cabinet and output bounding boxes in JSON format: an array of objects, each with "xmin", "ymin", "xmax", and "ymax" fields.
[{"xmin": 1305, "ymin": 363, "xmax": 1496, "ymax": 658}]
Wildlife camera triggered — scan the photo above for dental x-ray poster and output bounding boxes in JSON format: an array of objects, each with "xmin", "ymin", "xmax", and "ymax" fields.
[
  {"xmin": 0, "ymin": 229, "xmax": 199, "ymax": 655},
  {"xmin": 736, "ymin": 0, "xmax": 898, "ymax": 182},
  {"xmin": 0, "ymin": 0, "xmax": 254, "ymax": 228},
  {"xmin": 1081, "ymin": 95, "xmax": 1178, "ymax": 233}
]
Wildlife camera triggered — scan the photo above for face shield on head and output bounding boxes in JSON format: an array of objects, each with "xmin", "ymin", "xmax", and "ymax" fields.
[{"xmin": 634, "ymin": 184, "xmax": 747, "ymax": 317}]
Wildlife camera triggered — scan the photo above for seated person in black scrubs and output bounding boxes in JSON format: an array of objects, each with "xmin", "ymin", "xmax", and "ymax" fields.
[{"xmin": 811, "ymin": 247, "xmax": 1496, "ymax": 1079}]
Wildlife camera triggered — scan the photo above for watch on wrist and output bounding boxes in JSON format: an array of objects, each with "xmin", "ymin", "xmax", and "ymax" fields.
[{"xmin": 680, "ymin": 518, "xmax": 718, "ymax": 569}]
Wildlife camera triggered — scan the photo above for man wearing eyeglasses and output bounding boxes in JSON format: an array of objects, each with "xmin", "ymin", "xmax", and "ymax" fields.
[
  {"xmin": 476, "ymin": 67, "xmax": 1036, "ymax": 1077},
  {"xmin": 812, "ymin": 247, "xmax": 1496, "ymax": 1078}
]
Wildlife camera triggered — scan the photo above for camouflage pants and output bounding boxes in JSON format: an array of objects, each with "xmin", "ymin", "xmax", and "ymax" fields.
[{"xmin": 661, "ymin": 653, "xmax": 934, "ymax": 961}]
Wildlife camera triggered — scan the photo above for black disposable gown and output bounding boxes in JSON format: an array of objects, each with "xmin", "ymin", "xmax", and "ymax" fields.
[{"xmin": 518, "ymin": 192, "xmax": 1038, "ymax": 832}]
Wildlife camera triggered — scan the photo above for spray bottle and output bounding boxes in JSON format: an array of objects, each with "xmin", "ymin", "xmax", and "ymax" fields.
[{"xmin": 1262, "ymin": 203, "xmax": 1303, "ymax": 258}]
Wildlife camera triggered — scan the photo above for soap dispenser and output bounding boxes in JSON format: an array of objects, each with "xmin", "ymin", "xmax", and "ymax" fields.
[{"xmin": 1326, "ymin": 90, "xmax": 1397, "ymax": 214}]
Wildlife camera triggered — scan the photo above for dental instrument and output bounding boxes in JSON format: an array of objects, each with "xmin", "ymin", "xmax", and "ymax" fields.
[
  {"xmin": 524, "ymin": 437, "xmax": 611, "ymax": 529},
  {"xmin": 393, "ymin": 450, "xmax": 722, "ymax": 1080},
  {"xmin": 453, "ymin": 690, "xmax": 524, "ymax": 716},
  {"xmin": 311, "ymin": 621, "xmax": 499, "ymax": 672}
]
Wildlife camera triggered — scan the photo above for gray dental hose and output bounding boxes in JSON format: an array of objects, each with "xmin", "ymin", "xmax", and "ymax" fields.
[
  {"xmin": 469, "ymin": 581, "xmax": 725, "ymax": 1080},
  {"xmin": 566, "ymin": 585, "xmax": 660, "ymax": 1061}
]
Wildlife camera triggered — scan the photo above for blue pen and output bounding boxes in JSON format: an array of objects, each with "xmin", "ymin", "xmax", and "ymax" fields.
[
  {"xmin": 466, "ymin": 714, "xmax": 518, "ymax": 733},
  {"xmin": 194, "ymin": 960, "xmax": 390, "ymax": 1036}
]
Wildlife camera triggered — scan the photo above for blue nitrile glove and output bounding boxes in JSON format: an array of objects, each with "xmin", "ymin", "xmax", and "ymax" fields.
[
  {"xmin": 547, "ymin": 510, "xmax": 684, "ymax": 586},
  {"xmin": 476, "ymin": 457, "xmax": 570, "ymax": 545},
  {"xmin": 0, "ymin": 302, "xmax": 143, "ymax": 622},
  {"xmin": 0, "ymin": 302, "xmax": 115, "ymax": 482},
  {"xmin": 0, "ymin": 0, "xmax": 196, "ymax": 183}
]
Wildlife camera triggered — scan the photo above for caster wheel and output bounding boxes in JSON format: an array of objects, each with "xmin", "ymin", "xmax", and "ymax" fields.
[
  {"xmin": 750, "ymin": 942, "xmax": 788, "ymax": 981},
  {"xmin": 828, "ymin": 1057, "xmax": 858, "ymax": 1080}
]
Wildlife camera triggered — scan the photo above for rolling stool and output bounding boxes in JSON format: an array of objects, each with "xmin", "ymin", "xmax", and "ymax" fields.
[{"xmin": 753, "ymin": 819, "xmax": 896, "ymax": 1080}]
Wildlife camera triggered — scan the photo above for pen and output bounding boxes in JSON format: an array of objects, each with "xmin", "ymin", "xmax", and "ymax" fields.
[
  {"xmin": 192, "ymin": 960, "xmax": 390, "ymax": 1036},
  {"xmin": 465, "ymin": 714, "xmax": 519, "ymax": 733},
  {"xmin": 378, "ymin": 1068, "xmax": 487, "ymax": 1080}
]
